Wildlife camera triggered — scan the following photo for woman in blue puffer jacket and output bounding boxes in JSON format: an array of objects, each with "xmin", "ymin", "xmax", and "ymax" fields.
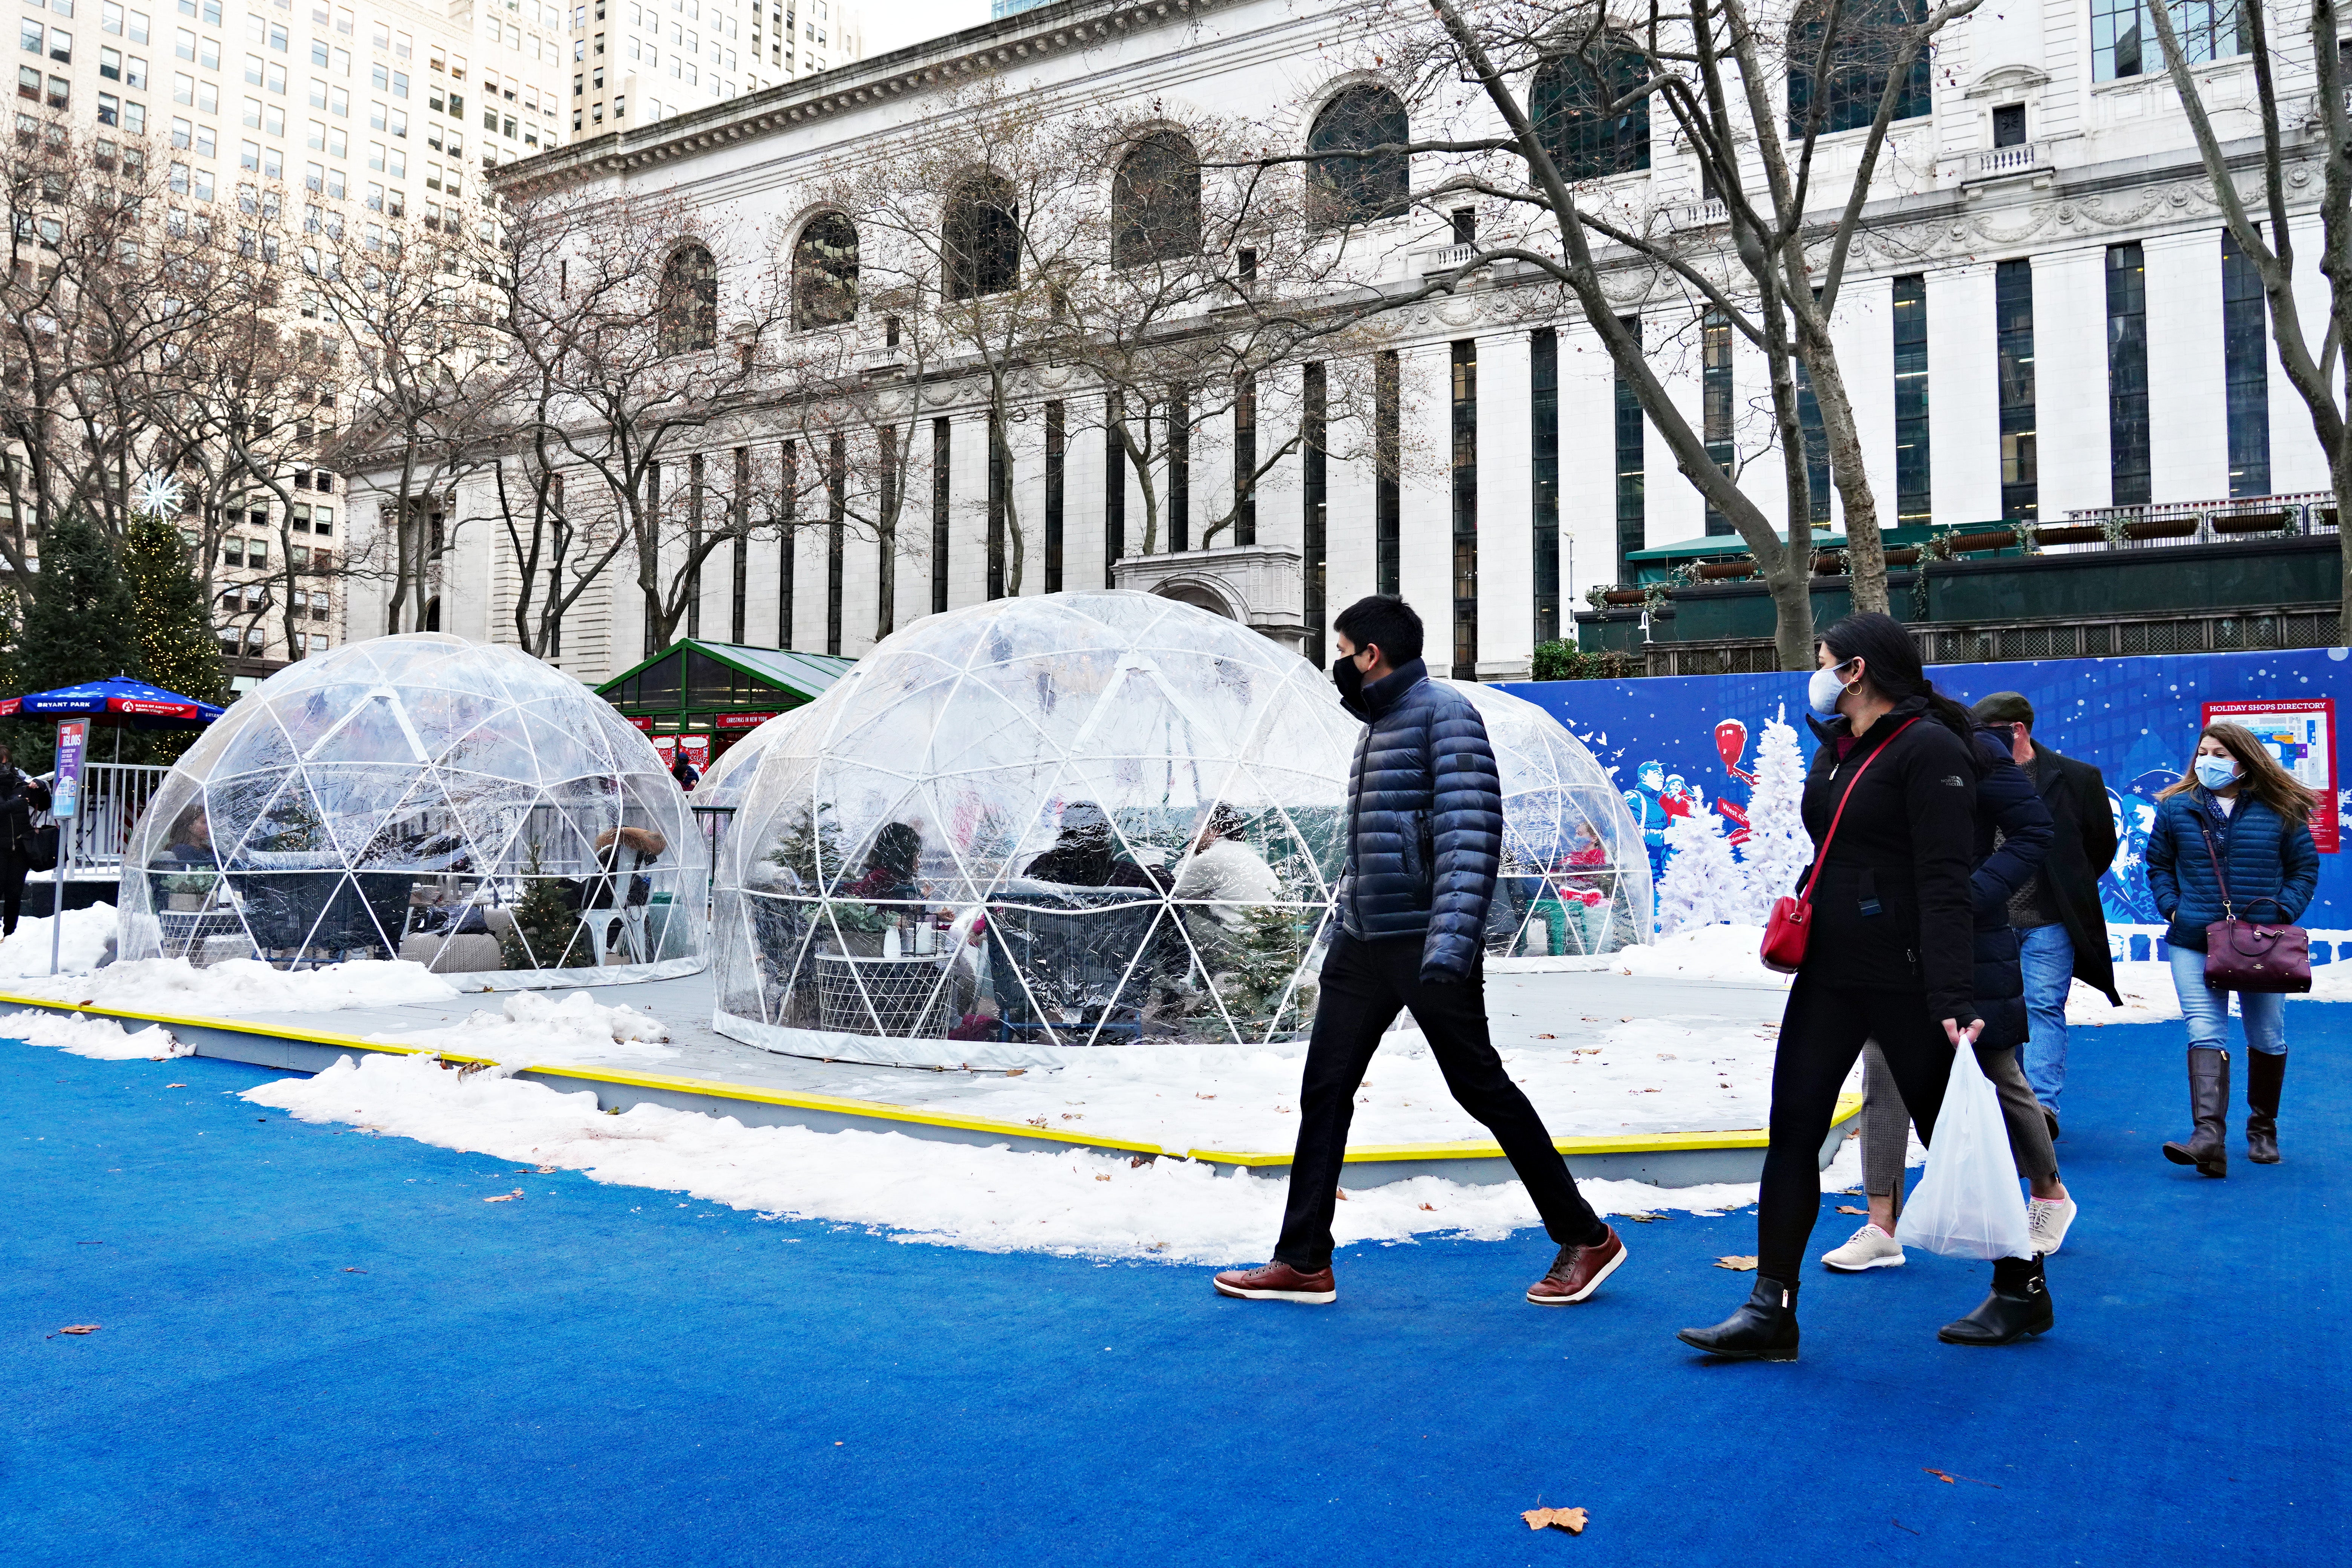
[{"xmin": 2145, "ymin": 722, "xmax": 2320, "ymax": 1176}]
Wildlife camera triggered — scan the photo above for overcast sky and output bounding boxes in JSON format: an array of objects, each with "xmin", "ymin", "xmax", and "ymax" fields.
[{"xmin": 858, "ymin": 0, "xmax": 995, "ymax": 58}]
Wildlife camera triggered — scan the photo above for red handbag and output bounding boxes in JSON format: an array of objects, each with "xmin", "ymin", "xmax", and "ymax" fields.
[
  {"xmin": 1759, "ymin": 718, "xmax": 1917, "ymax": 975},
  {"xmin": 2194, "ymin": 814, "xmax": 2312, "ymax": 994}
]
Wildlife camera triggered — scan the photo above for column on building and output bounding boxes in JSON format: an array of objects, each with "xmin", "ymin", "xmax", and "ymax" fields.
[
  {"xmin": 1396, "ymin": 342, "xmax": 1452, "ymax": 629},
  {"xmin": 2142, "ymin": 228, "xmax": 2228, "ymax": 505},
  {"xmin": 1825, "ymin": 275, "xmax": 1897, "ymax": 534},
  {"xmin": 1642, "ymin": 310, "xmax": 1706, "ymax": 547},
  {"xmin": 1554, "ymin": 315, "xmax": 1622, "ymax": 605},
  {"xmin": 2266, "ymin": 211, "xmax": 2331, "ymax": 496},
  {"xmin": 2029, "ymin": 247, "xmax": 2110, "ymax": 524},
  {"xmin": 1473, "ymin": 329, "xmax": 1533, "ymax": 679},
  {"xmin": 1924, "ymin": 262, "xmax": 2001, "ymax": 526},
  {"xmin": 1321, "ymin": 358, "xmax": 1380, "ymax": 637}
]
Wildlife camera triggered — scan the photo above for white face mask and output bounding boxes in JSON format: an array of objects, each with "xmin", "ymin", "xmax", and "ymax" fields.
[
  {"xmin": 1807, "ymin": 660, "xmax": 1854, "ymax": 717},
  {"xmin": 2193, "ymin": 755, "xmax": 2239, "ymax": 790}
]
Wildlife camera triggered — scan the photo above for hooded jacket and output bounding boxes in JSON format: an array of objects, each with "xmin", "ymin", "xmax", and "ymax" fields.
[
  {"xmin": 1798, "ymin": 695, "xmax": 1981, "ymax": 1027},
  {"xmin": 1335, "ymin": 657, "xmax": 1501, "ymax": 982}
]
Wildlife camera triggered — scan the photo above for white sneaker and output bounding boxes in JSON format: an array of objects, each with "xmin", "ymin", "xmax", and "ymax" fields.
[
  {"xmin": 1820, "ymin": 1222, "xmax": 1905, "ymax": 1272},
  {"xmin": 2027, "ymin": 1196, "xmax": 2078, "ymax": 1255}
]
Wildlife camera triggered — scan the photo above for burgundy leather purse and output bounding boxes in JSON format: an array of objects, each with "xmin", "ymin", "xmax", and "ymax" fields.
[
  {"xmin": 1760, "ymin": 718, "xmax": 1917, "ymax": 975},
  {"xmin": 2196, "ymin": 815, "xmax": 2312, "ymax": 994}
]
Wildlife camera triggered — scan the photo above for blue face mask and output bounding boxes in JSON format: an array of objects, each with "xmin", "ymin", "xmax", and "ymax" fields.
[{"xmin": 2193, "ymin": 755, "xmax": 2239, "ymax": 791}]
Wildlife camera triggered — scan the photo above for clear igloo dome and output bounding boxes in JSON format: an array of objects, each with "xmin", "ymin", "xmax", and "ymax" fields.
[
  {"xmin": 712, "ymin": 592, "xmax": 1358, "ymax": 1069},
  {"xmin": 120, "ymin": 633, "xmax": 709, "ymax": 985},
  {"xmin": 1444, "ymin": 681, "xmax": 1653, "ymax": 957}
]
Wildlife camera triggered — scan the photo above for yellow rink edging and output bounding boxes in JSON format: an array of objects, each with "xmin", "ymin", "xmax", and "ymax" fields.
[{"xmin": 0, "ymin": 989, "xmax": 1859, "ymax": 1173}]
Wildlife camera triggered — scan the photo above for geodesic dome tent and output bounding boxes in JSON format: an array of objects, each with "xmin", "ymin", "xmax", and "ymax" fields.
[
  {"xmin": 119, "ymin": 634, "xmax": 708, "ymax": 985},
  {"xmin": 1444, "ymin": 681, "xmax": 1652, "ymax": 958},
  {"xmin": 712, "ymin": 591, "xmax": 1356, "ymax": 1070}
]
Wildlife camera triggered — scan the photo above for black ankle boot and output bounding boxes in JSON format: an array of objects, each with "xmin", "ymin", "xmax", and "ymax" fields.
[
  {"xmin": 1938, "ymin": 1254, "xmax": 2054, "ymax": 1346},
  {"xmin": 2162, "ymin": 1046, "xmax": 2230, "ymax": 1178},
  {"xmin": 2247, "ymin": 1050, "xmax": 2285, "ymax": 1164},
  {"xmin": 1677, "ymin": 1276, "xmax": 1800, "ymax": 1361}
]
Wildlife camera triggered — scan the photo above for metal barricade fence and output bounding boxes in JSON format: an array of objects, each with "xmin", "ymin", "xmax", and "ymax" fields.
[{"xmin": 67, "ymin": 762, "xmax": 172, "ymax": 872}]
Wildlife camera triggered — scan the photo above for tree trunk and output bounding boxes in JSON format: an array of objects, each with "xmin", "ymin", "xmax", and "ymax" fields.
[
  {"xmin": 1805, "ymin": 350, "xmax": 1889, "ymax": 615},
  {"xmin": 1765, "ymin": 559, "xmax": 1816, "ymax": 671}
]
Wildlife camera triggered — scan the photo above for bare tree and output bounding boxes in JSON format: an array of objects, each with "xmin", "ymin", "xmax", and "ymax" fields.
[{"xmin": 2147, "ymin": 0, "xmax": 2352, "ymax": 627}]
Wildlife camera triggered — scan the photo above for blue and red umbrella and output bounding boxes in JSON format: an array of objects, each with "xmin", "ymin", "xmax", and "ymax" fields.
[{"xmin": 0, "ymin": 674, "xmax": 225, "ymax": 730}]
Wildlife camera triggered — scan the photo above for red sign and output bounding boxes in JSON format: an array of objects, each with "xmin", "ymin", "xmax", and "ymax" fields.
[
  {"xmin": 715, "ymin": 711, "xmax": 781, "ymax": 730},
  {"xmin": 0, "ymin": 698, "xmax": 17, "ymax": 717},
  {"xmin": 623, "ymin": 714, "xmax": 655, "ymax": 731},
  {"xmin": 2203, "ymin": 698, "xmax": 2338, "ymax": 853}
]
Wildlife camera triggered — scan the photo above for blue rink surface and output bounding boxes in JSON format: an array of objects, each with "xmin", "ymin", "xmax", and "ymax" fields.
[{"xmin": 3, "ymin": 1012, "xmax": 2346, "ymax": 1568}]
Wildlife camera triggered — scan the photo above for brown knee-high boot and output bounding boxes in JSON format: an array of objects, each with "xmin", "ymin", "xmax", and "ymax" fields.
[
  {"xmin": 2246, "ymin": 1050, "xmax": 2285, "ymax": 1164},
  {"xmin": 2163, "ymin": 1047, "xmax": 2229, "ymax": 1178}
]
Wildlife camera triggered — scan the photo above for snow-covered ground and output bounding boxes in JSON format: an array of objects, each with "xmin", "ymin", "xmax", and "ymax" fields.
[
  {"xmin": 3, "ymin": 954, "xmax": 459, "ymax": 1014},
  {"xmin": 0, "ymin": 904, "xmax": 118, "ymax": 978},
  {"xmin": 0, "ymin": 1009, "xmax": 188, "ymax": 1059},
  {"xmin": 1608, "ymin": 924, "xmax": 1792, "ymax": 989},
  {"xmin": 365, "ymin": 991, "xmax": 678, "ymax": 1065},
  {"xmin": 237, "ymin": 1048, "xmax": 1858, "ymax": 1263}
]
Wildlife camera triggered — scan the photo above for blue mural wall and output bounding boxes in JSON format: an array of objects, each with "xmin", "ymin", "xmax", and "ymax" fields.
[{"xmin": 1504, "ymin": 647, "xmax": 2352, "ymax": 961}]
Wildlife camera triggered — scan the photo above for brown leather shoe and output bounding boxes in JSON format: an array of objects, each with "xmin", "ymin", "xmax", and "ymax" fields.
[
  {"xmin": 1212, "ymin": 1261, "xmax": 1336, "ymax": 1303},
  {"xmin": 1526, "ymin": 1227, "xmax": 1626, "ymax": 1305}
]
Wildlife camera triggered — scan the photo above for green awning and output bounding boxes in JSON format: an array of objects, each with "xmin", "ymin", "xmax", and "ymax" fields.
[{"xmin": 595, "ymin": 639, "xmax": 853, "ymax": 727}]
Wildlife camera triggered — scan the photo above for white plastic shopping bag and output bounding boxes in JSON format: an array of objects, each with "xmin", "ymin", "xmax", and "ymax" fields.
[{"xmin": 1893, "ymin": 1043, "xmax": 2034, "ymax": 1261}]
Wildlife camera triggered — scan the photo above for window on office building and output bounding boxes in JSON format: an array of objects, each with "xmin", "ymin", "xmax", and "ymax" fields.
[
  {"xmin": 1043, "ymin": 400, "xmax": 1064, "ymax": 593},
  {"xmin": 1103, "ymin": 394, "xmax": 1126, "ymax": 586},
  {"xmin": 1702, "ymin": 308, "xmax": 1734, "ymax": 534},
  {"xmin": 1614, "ymin": 317, "xmax": 1646, "ymax": 579},
  {"xmin": 1375, "ymin": 350, "xmax": 1401, "ymax": 595},
  {"xmin": 930, "ymin": 419, "xmax": 950, "ymax": 614},
  {"xmin": 2222, "ymin": 230, "xmax": 2270, "ymax": 498},
  {"xmin": 2093, "ymin": 0, "xmax": 2243, "ymax": 81},
  {"xmin": 2105, "ymin": 243, "xmax": 2151, "ymax": 506},
  {"xmin": 778, "ymin": 440, "xmax": 798, "ymax": 647},
  {"xmin": 1531, "ymin": 328, "xmax": 1560, "ymax": 646},
  {"xmin": 825, "ymin": 435, "xmax": 846, "ymax": 655},
  {"xmin": 1893, "ymin": 274, "xmax": 1931, "ymax": 525},
  {"xmin": 1231, "ymin": 372, "xmax": 1257, "ymax": 547},
  {"xmin": 1449, "ymin": 340, "xmax": 1478, "ymax": 678},
  {"xmin": 1303, "ymin": 362, "xmax": 1327, "ymax": 666},
  {"xmin": 1996, "ymin": 258, "xmax": 2037, "ymax": 522}
]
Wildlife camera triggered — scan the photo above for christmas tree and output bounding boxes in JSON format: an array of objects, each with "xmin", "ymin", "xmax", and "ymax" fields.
[
  {"xmin": 1737, "ymin": 718, "xmax": 1814, "ymax": 921},
  {"xmin": 122, "ymin": 514, "xmax": 226, "ymax": 764},
  {"xmin": 8, "ymin": 511, "xmax": 144, "ymax": 769},
  {"xmin": 1655, "ymin": 806, "xmax": 1745, "ymax": 934},
  {"xmin": 500, "ymin": 842, "xmax": 586, "ymax": 970},
  {"xmin": 1216, "ymin": 906, "xmax": 1315, "ymax": 1037}
]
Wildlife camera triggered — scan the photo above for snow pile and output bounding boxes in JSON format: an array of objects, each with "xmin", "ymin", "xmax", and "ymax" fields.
[
  {"xmin": 243, "ymin": 1050, "xmax": 1839, "ymax": 1263},
  {"xmin": 1610, "ymin": 924, "xmax": 1790, "ymax": 989},
  {"xmin": 3, "ymin": 956, "xmax": 459, "ymax": 1015},
  {"xmin": 0, "ymin": 904, "xmax": 118, "ymax": 979},
  {"xmin": 0, "ymin": 1009, "xmax": 187, "ymax": 1059},
  {"xmin": 884, "ymin": 1012, "xmax": 1792, "ymax": 1151},
  {"xmin": 368, "ymin": 990, "xmax": 677, "ymax": 1064}
]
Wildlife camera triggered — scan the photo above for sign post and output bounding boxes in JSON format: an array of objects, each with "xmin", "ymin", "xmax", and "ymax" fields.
[{"xmin": 49, "ymin": 718, "xmax": 85, "ymax": 977}]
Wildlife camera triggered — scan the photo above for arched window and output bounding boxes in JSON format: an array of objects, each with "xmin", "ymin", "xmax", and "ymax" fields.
[
  {"xmin": 1531, "ymin": 41, "xmax": 1651, "ymax": 179},
  {"xmin": 1112, "ymin": 130, "xmax": 1202, "ymax": 268},
  {"xmin": 792, "ymin": 212, "xmax": 858, "ymax": 330},
  {"xmin": 657, "ymin": 242, "xmax": 717, "ymax": 354},
  {"xmin": 943, "ymin": 172, "xmax": 1019, "ymax": 300},
  {"xmin": 1306, "ymin": 84, "xmax": 1410, "ymax": 229},
  {"xmin": 1787, "ymin": 0, "xmax": 1932, "ymax": 138}
]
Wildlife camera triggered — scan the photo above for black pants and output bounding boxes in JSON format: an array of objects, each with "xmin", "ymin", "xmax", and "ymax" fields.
[
  {"xmin": 1274, "ymin": 934, "xmax": 1608, "ymax": 1271},
  {"xmin": 0, "ymin": 849, "xmax": 26, "ymax": 936},
  {"xmin": 1759, "ymin": 975, "xmax": 1957, "ymax": 1283}
]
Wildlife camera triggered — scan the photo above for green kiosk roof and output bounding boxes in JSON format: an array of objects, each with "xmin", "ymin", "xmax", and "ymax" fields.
[{"xmin": 596, "ymin": 639, "xmax": 853, "ymax": 735}]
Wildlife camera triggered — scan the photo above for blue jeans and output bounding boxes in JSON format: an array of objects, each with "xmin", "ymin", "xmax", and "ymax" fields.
[
  {"xmin": 2168, "ymin": 945, "xmax": 2288, "ymax": 1056},
  {"xmin": 2018, "ymin": 923, "xmax": 2075, "ymax": 1111}
]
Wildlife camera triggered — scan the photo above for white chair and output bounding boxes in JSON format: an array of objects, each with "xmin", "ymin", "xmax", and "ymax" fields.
[{"xmin": 586, "ymin": 904, "xmax": 649, "ymax": 966}]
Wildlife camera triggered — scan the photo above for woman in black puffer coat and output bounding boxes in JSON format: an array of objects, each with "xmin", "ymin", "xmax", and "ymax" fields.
[{"xmin": 1680, "ymin": 614, "xmax": 2046, "ymax": 1363}]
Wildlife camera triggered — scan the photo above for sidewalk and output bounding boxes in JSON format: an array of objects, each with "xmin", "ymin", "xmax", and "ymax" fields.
[{"xmin": 3, "ymin": 1008, "xmax": 2344, "ymax": 1566}]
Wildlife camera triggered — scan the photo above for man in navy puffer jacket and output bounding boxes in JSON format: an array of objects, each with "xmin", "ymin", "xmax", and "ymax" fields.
[{"xmin": 1214, "ymin": 597, "xmax": 1623, "ymax": 1307}]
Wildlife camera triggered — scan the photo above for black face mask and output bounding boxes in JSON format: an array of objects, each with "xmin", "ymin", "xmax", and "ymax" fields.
[{"xmin": 1332, "ymin": 653, "xmax": 1366, "ymax": 714}]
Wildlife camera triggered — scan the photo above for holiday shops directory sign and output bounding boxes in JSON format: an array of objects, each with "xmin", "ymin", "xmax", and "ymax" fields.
[{"xmin": 2205, "ymin": 697, "xmax": 2338, "ymax": 853}]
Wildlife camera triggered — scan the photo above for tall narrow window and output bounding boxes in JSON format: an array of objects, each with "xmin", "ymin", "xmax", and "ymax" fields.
[
  {"xmin": 686, "ymin": 452, "xmax": 704, "ymax": 638},
  {"xmin": 731, "ymin": 446, "xmax": 749, "ymax": 642},
  {"xmin": 1450, "ymin": 338, "xmax": 1478, "ymax": 679},
  {"xmin": 779, "ymin": 441, "xmax": 798, "ymax": 648},
  {"xmin": 1303, "ymin": 362, "xmax": 1328, "ymax": 666},
  {"xmin": 1996, "ymin": 258, "xmax": 2037, "ymax": 522},
  {"xmin": 1703, "ymin": 308, "xmax": 1733, "ymax": 534},
  {"xmin": 1531, "ymin": 328, "xmax": 1560, "ymax": 645},
  {"xmin": 1795, "ymin": 366, "xmax": 1830, "ymax": 528},
  {"xmin": 1167, "ymin": 393, "xmax": 1190, "ymax": 553},
  {"xmin": 2223, "ymin": 230, "xmax": 2270, "ymax": 498},
  {"xmin": 643, "ymin": 461, "xmax": 662, "ymax": 656},
  {"xmin": 986, "ymin": 413, "xmax": 1007, "ymax": 599},
  {"xmin": 930, "ymin": 418, "xmax": 950, "ymax": 614},
  {"xmin": 2105, "ymin": 243, "xmax": 2150, "ymax": 506},
  {"xmin": 1232, "ymin": 373, "xmax": 1257, "ymax": 547},
  {"xmin": 1044, "ymin": 400, "xmax": 1065, "ymax": 593},
  {"xmin": 1104, "ymin": 394, "xmax": 1126, "ymax": 585},
  {"xmin": 2093, "ymin": 0, "xmax": 2245, "ymax": 82},
  {"xmin": 1614, "ymin": 317, "xmax": 1645, "ymax": 579},
  {"xmin": 826, "ymin": 435, "xmax": 846, "ymax": 655},
  {"xmin": 1892, "ymin": 275, "xmax": 1930, "ymax": 525},
  {"xmin": 1375, "ymin": 350, "xmax": 1401, "ymax": 595}
]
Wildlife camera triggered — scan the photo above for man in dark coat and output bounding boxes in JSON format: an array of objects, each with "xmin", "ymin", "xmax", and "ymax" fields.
[
  {"xmin": 1970, "ymin": 693, "xmax": 2122, "ymax": 1133},
  {"xmin": 1212, "ymin": 596, "xmax": 1624, "ymax": 1309}
]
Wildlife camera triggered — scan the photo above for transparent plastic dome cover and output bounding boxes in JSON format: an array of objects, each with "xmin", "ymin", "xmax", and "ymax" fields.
[
  {"xmin": 1442, "ymin": 681, "xmax": 1654, "ymax": 959},
  {"xmin": 120, "ymin": 633, "xmax": 709, "ymax": 985},
  {"xmin": 713, "ymin": 592, "xmax": 1358, "ymax": 1069}
]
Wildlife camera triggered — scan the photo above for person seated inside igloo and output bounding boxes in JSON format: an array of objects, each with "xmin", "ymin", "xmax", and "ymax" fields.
[
  {"xmin": 999, "ymin": 800, "xmax": 1159, "ymax": 1040},
  {"xmin": 576, "ymin": 822, "xmax": 668, "ymax": 965}
]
